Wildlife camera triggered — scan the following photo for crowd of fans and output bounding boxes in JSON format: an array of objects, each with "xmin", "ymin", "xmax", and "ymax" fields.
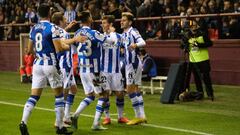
[{"xmin": 0, "ymin": 0, "xmax": 240, "ymax": 40}]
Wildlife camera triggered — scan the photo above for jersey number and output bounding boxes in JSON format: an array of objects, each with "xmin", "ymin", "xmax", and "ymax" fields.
[
  {"xmin": 35, "ymin": 33, "xmax": 43, "ymax": 51},
  {"xmin": 77, "ymin": 40, "xmax": 92, "ymax": 56}
]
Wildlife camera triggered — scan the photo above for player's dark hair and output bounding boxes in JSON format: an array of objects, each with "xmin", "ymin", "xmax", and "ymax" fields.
[
  {"xmin": 77, "ymin": 11, "xmax": 91, "ymax": 23},
  {"xmin": 102, "ymin": 15, "xmax": 115, "ymax": 24},
  {"xmin": 51, "ymin": 12, "xmax": 64, "ymax": 25},
  {"xmin": 38, "ymin": 3, "xmax": 50, "ymax": 18}
]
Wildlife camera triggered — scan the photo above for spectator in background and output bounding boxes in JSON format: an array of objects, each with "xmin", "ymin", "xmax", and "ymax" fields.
[
  {"xmin": 163, "ymin": 6, "xmax": 174, "ymax": 16},
  {"xmin": 107, "ymin": 0, "xmax": 122, "ymax": 32},
  {"xmin": 208, "ymin": 0, "xmax": 219, "ymax": 14},
  {"xmin": 234, "ymin": 2, "xmax": 240, "ymax": 12},
  {"xmin": 88, "ymin": 0, "xmax": 101, "ymax": 20},
  {"xmin": 221, "ymin": 17, "xmax": 230, "ymax": 38},
  {"xmin": 137, "ymin": 0, "xmax": 151, "ymax": 17},
  {"xmin": 64, "ymin": 4, "xmax": 77, "ymax": 23},
  {"xmin": 164, "ymin": 19, "xmax": 181, "ymax": 39},
  {"xmin": 228, "ymin": 17, "xmax": 240, "ymax": 39},
  {"xmin": 119, "ymin": 1, "xmax": 132, "ymax": 13},
  {"xmin": 100, "ymin": 0, "xmax": 109, "ymax": 16},
  {"xmin": 177, "ymin": 2, "xmax": 187, "ymax": 15},
  {"xmin": 150, "ymin": 0, "xmax": 164, "ymax": 17},
  {"xmin": 25, "ymin": 7, "xmax": 37, "ymax": 24},
  {"xmin": 124, "ymin": 0, "xmax": 140, "ymax": 16},
  {"xmin": 139, "ymin": 48, "xmax": 157, "ymax": 81},
  {"xmin": 108, "ymin": 0, "xmax": 121, "ymax": 19},
  {"xmin": 54, "ymin": 1, "xmax": 80, "ymax": 23},
  {"xmin": 222, "ymin": 0, "xmax": 233, "ymax": 13},
  {"xmin": 9, "ymin": 9, "xmax": 16, "ymax": 23}
]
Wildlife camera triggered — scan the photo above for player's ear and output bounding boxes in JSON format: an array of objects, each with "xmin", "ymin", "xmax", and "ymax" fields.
[
  {"xmin": 110, "ymin": 23, "xmax": 113, "ymax": 27},
  {"xmin": 129, "ymin": 20, "xmax": 132, "ymax": 26}
]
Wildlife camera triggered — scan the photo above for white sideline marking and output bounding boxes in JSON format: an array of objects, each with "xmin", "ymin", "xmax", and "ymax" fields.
[{"xmin": 0, "ymin": 101, "xmax": 213, "ymax": 135}]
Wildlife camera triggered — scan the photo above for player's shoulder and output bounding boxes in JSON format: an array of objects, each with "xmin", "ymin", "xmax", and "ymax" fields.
[
  {"xmin": 92, "ymin": 30, "xmax": 105, "ymax": 41},
  {"xmin": 130, "ymin": 27, "xmax": 140, "ymax": 35},
  {"xmin": 116, "ymin": 33, "xmax": 122, "ymax": 38},
  {"xmin": 75, "ymin": 27, "xmax": 92, "ymax": 36}
]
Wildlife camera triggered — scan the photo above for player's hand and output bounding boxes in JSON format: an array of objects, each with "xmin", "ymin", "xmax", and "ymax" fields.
[
  {"xmin": 65, "ymin": 20, "xmax": 77, "ymax": 31},
  {"xmin": 74, "ymin": 35, "xmax": 87, "ymax": 43},
  {"xmin": 128, "ymin": 43, "xmax": 137, "ymax": 51}
]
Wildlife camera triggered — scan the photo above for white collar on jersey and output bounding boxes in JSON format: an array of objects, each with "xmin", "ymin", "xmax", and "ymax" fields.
[
  {"xmin": 40, "ymin": 20, "xmax": 50, "ymax": 23},
  {"xmin": 124, "ymin": 26, "xmax": 133, "ymax": 33},
  {"xmin": 82, "ymin": 26, "xmax": 90, "ymax": 29}
]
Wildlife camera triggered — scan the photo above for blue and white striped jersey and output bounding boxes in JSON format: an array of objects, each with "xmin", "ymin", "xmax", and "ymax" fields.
[
  {"xmin": 75, "ymin": 26, "xmax": 107, "ymax": 73},
  {"xmin": 101, "ymin": 32, "xmax": 122, "ymax": 73},
  {"xmin": 56, "ymin": 27, "xmax": 77, "ymax": 72},
  {"xmin": 121, "ymin": 27, "xmax": 145, "ymax": 65},
  {"xmin": 29, "ymin": 20, "xmax": 59, "ymax": 66}
]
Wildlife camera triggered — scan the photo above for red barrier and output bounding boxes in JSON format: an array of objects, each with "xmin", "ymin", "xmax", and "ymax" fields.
[{"xmin": 1, "ymin": 40, "xmax": 240, "ymax": 85}]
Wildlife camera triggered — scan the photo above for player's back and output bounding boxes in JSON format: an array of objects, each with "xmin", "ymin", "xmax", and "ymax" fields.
[
  {"xmin": 30, "ymin": 20, "xmax": 59, "ymax": 66},
  {"xmin": 75, "ymin": 26, "xmax": 105, "ymax": 73}
]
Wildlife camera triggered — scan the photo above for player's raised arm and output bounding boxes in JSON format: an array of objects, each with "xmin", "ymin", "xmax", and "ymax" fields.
[
  {"xmin": 93, "ymin": 29, "xmax": 118, "ymax": 45},
  {"xmin": 61, "ymin": 35, "xmax": 87, "ymax": 45}
]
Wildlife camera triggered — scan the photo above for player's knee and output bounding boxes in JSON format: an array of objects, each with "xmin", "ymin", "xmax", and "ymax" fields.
[
  {"xmin": 53, "ymin": 87, "xmax": 64, "ymax": 96},
  {"xmin": 126, "ymin": 85, "xmax": 136, "ymax": 93},
  {"xmin": 70, "ymin": 85, "xmax": 78, "ymax": 94},
  {"xmin": 115, "ymin": 91, "xmax": 124, "ymax": 98},
  {"xmin": 86, "ymin": 92, "xmax": 95, "ymax": 99}
]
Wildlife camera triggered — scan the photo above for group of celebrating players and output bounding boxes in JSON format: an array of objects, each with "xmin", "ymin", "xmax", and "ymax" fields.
[{"xmin": 19, "ymin": 3, "xmax": 147, "ymax": 135}]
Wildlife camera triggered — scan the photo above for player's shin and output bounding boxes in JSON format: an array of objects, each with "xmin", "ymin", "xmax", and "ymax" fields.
[
  {"xmin": 74, "ymin": 95, "xmax": 95, "ymax": 117},
  {"xmin": 55, "ymin": 93, "xmax": 65, "ymax": 128},
  {"xmin": 93, "ymin": 98, "xmax": 106, "ymax": 126},
  {"xmin": 116, "ymin": 97, "xmax": 124, "ymax": 118},
  {"xmin": 21, "ymin": 95, "xmax": 40, "ymax": 124},
  {"xmin": 104, "ymin": 98, "xmax": 110, "ymax": 118},
  {"xmin": 64, "ymin": 93, "xmax": 75, "ymax": 121},
  {"xmin": 128, "ymin": 92, "xmax": 141, "ymax": 118},
  {"xmin": 136, "ymin": 92, "xmax": 146, "ymax": 119}
]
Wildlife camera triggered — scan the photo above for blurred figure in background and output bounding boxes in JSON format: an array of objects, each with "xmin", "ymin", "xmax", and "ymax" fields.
[
  {"xmin": 139, "ymin": 48, "xmax": 157, "ymax": 81},
  {"xmin": 20, "ymin": 47, "xmax": 34, "ymax": 83}
]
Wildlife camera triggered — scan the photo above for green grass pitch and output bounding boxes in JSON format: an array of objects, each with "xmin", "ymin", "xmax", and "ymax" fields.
[{"xmin": 0, "ymin": 72, "xmax": 240, "ymax": 135}]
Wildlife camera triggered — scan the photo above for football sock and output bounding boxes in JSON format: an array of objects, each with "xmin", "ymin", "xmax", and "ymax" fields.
[
  {"xmin": 64, "ymin": 94, "xmax": 75, "ymax": 120},
  {"xmin": 104, "ymin": 98, "xmax": 110, "ymax": 118},
  {"xmin": 136, "ymin": 92, "xmax": 146, "ymax": 118},
  {"xmin": 21, "ymin": 95, "xmax": 40, "ymax": 124},
  {"xmin": 129, "ymin": 92, "xmax": 140, "ymax": 118},
  {"xmin": 74, "ymin": 96, "xmax": 95, "ymax": 117},
  {"xmin": 55, "ymin": 93, "xmax": 65, "ymax": 128},
  {"xmin": 93, "ymin": 98, "xmax": 105, "ymax": 126},
  {"xmin": 116, "ymin": 97, "xmax": 124, "ymax": 118}
]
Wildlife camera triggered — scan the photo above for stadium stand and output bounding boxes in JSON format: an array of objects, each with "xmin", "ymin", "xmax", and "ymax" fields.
[{"xmin": 0, "ymin": 0, "xmax": 240, "ymax": 40}]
